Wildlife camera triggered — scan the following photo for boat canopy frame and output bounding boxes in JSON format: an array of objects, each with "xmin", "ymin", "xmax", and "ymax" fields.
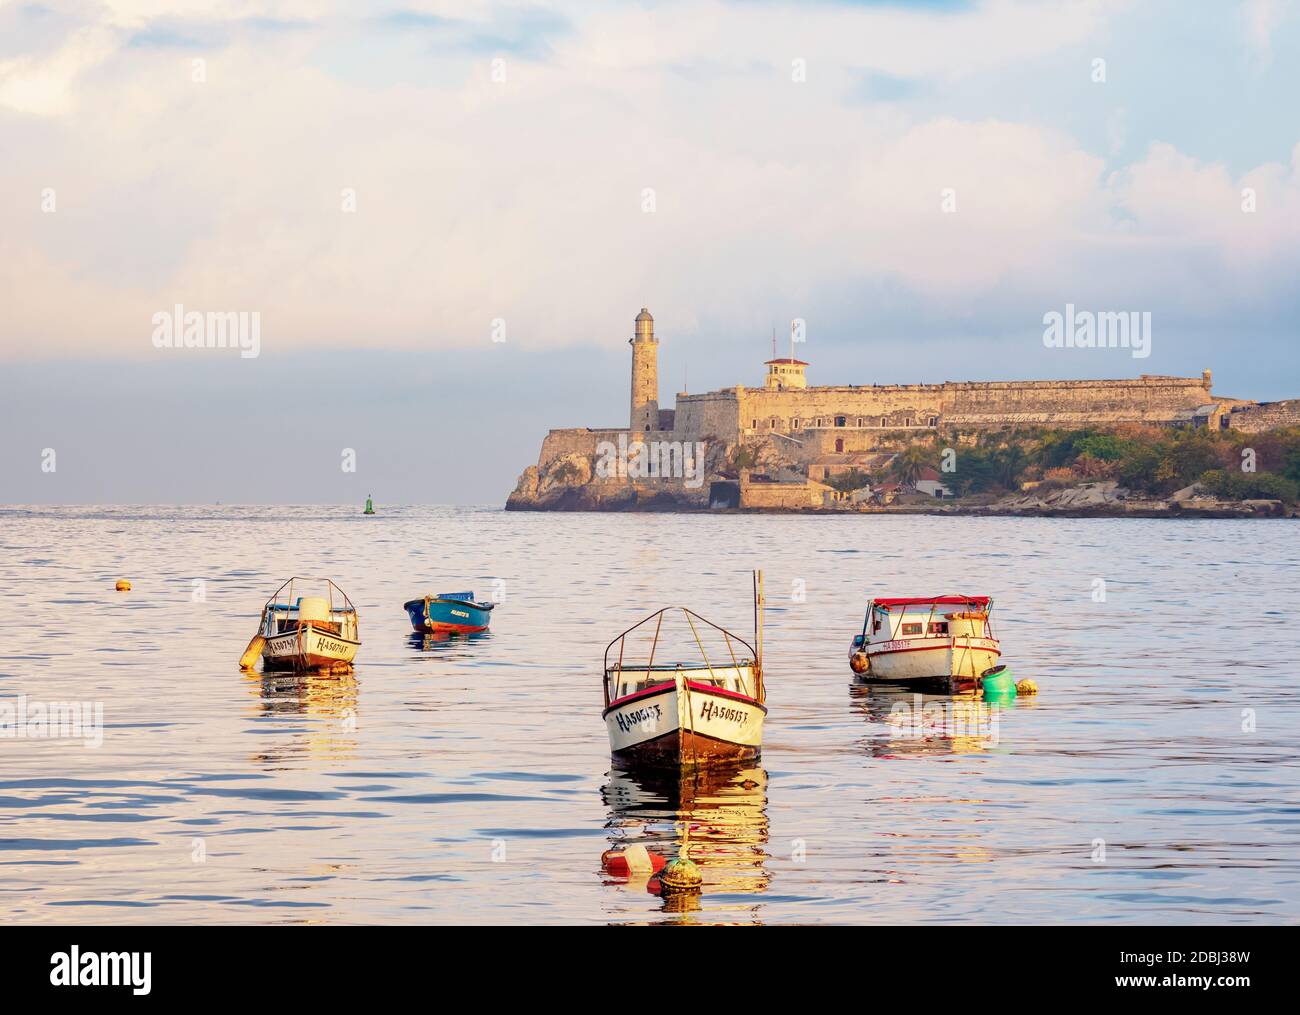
[
  {"xmin": 603, "ymin": 606, "xmax": 761, "ymax": 709},
  {"xmin": 261, "ymin": 577, "xmax": 358, "ymax": 636}
]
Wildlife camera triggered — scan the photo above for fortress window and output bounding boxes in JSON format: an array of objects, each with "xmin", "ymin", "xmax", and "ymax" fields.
[
  {"xmin": 835, "ymin": 416, "xmax": 846, "ymax": 427},
  {"xmin": 835, "ymin": 438, "xmax": 844, "ymax": 453},
  {"xmin": 905, "ymin": 418, "xmax": 912, "ymax": 427},
  {"xmin": 856, "ymin": 417, "xmax": 864, "ymax": 427},
  {"xmin": 816, "ymin": 417, "xmax": 824, "ymax": 427},
  {"xmin": 792, "ymin": 418, "xmax": 801, "ymax": 429},
  {"xmin": 752, "ymin": 419, "xmax": 758, "ymax": 429},
  {"xmin": 880, "ymin": 417, "xmax": 887, "ymax": 427},
  {"xmin": 771, "ymin": 417, "xmax": 779, "ymax": 429},
  {"xmin": 928, "ymin": 416, "xmax": 937, "ymax": 427}
]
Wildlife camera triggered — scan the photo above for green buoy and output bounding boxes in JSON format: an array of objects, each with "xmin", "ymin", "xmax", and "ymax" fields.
[
  {"xmin": 980, "ymin": 664, "xmax": 1016, "ymax": 700},
  {"xmin": 363, "ymin": 495, "xmax": 375, "ymax": 515}
]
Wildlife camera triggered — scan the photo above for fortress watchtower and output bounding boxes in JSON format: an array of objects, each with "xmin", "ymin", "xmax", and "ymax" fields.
[
  {"xmin": 629, "ymin": 307, "xmax": 659, "ymax": 431},
  {"xmin": 765, "ymin": 357, "xmax": 808, "ymax": 390}
]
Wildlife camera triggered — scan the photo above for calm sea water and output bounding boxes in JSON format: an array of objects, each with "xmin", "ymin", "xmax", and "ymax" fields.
[{"xmin": 1, "ymin": 506, "xmax": 1297, "ymax": 925}]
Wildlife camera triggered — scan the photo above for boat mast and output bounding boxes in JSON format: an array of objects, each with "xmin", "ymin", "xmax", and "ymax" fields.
[{"xmin": 753, "ymin": 569, "xmax": 764, "ymax": 697}]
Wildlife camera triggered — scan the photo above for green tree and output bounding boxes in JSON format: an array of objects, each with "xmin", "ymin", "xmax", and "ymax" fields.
[
  {"xmin": 1199, "ymin": 469, "xmax": 1298, "ymax": 502},
  {"xmin": 889, "ymin": 445, "xmax": 933, "ymax": 486},
  {"xmin": 1077, "ymin": 433, "xmax": 1130, "ymax": 461},
  {"xmin": 827, "ymin": 469, "xmax": 872, "ymax": 493},
  {"xmin": 732, "ymin": 446, "xmax": 758, "ymax": 470}
]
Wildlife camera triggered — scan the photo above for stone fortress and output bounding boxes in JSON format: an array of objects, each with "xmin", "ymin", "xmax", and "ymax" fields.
[{"xmin": 507, "ymin": 307, "xmax": 1297, "ymax": 510}]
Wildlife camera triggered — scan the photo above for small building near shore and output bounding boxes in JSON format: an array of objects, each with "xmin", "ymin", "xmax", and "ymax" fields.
[{"xmin": 915, "ymin": 466, "xmax": 953, "ymax": 498}]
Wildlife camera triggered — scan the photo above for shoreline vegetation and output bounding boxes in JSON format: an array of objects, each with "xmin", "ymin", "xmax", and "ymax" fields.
[{"xmin": 507, "ymin": 425, "xmax": 1300, "ymax": 518}]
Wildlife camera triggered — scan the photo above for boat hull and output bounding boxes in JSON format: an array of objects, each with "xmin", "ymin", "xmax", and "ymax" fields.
[
  {"xmin": 262, "ymin": 623, "xmax": 360, "ymax": 672},
  {"xmin": 604, "ymin": 675, "xmax": 765, "ymax": 768},
  {"xmin": 404, "ymin": 597, "xmax": 492, "ymax": 635},
  {"xmin": 856, "ymin": 637, "xmax": 1001, "ymax": 694}
]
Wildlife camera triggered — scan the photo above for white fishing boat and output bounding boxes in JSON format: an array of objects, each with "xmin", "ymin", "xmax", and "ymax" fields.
[
  {"xmin": 603, "ymin": 572, "xmax": 766, "ymax": 768},
  {"xmin": 848, "ymin": 595, "xmax": 1000, "ymax": 694},
  {"xmin": 244, "ymin": 577, "xmax": 360, "ymax": 673}
]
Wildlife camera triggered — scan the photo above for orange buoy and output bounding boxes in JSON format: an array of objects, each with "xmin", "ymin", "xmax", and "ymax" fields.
[
  {"xmin": 601, "ymin": 844, "xmax": 666, "ymax": 877},
  {"xmin": 238, "ymin": 634, "xmax": 266, "ymax": 671},
  {"xmin": 115, "ymin": 580, "xmax": 131, "ymax": 592}
]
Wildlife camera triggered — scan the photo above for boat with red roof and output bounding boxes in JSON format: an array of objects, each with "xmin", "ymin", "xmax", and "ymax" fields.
[{"xmin": 848, "ymin": 595, "xmax": 1001, "ymax": 694}]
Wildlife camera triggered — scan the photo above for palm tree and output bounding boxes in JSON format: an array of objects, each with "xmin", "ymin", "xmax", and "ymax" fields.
[{"xmin": 889, "ymin": 445, "xmax": 932, "ymax": 487}]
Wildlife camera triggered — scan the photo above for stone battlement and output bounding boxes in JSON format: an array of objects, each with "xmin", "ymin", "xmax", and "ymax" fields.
[{"xmin": 1227, "ymin": 399, "xmax": 1300, "ymax": 433}]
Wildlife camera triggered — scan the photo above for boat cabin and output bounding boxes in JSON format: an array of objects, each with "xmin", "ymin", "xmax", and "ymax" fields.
[{"xmin": 853, "ymin": 596, "xmax": 992, "ymax": 650}]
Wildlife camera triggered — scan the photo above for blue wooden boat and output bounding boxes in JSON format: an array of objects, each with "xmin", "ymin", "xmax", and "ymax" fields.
[{"xmin": 403, "ymin": 592, "xmax": 494, "ymax": 634}]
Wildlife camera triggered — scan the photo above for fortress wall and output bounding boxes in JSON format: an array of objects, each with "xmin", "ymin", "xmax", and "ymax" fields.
[
  {"xmin": 806, "ymin": 430, "xmax": 904, "ymax": 455},
  {"xmin": 738, "ymin": 470, "xmax": 820, "ymax": 509},
  {"xmin": 739, "ymin": 387, "xmax": 943, "ymax": 431},
  {"xmin": 1227, "ymin": 400, "xmax": 1300, "ymax": 433},
  {"xmin": 674, "ymin": 391, "xmax": 741, "ymax": 441},
  {"xmin": 537, "ymin": 428, "xmax": 625, "ymax": 469},
  {"xmin": 943, "ymin": 377, "xmax": 1211, "ymax": 423},
  {"xmin": 537, "ymin": 427, "xmax": 710, "ymax": 490},
  {"xmin": 726, "ymin": 376, "xmax": 1213, "ymax": 432}
]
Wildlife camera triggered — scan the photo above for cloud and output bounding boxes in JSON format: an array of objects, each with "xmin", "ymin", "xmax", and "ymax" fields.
[
  {"xmin": 1, "ymin": 0, "xmax": 1297, "ymax": 365},
  {"xmin": 0, "ymin": 23, "xmax": 117, "ymax": 115},
  {"xmin": 1242, "ymin": 0, "xmax": 1293, "ymax": 70}
]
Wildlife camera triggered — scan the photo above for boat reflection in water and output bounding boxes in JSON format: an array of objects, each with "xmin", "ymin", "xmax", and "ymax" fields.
[
  {"xmin": 245, "ymin": 670, "xmax": 359, "ymax": 765},
  {"xmin": 407, "ymin": 630, "xmax": 492, "ymax": 655},
  {"xmin": 851, "ymin": 684, "xmax": 1037, "ymax": 758},
  {"xmin": 601, "ymin": 763, "xmax": 769, "ymax": 919}
]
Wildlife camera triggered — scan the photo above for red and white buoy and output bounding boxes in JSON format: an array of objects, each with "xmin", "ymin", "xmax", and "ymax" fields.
[{"xmin": 601, "ymin": 843, "xmax": 667, "ymax": 877}]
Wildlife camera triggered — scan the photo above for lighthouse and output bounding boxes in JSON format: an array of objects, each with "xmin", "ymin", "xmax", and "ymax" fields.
[{"xmin": 629, "ymin": 307, "xmax": 659, "ymax": 432}]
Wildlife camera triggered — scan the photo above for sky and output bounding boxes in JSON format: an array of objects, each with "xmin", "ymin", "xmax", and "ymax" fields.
[{"xmin": 2, "ymin": 0, "xmax": 1298, "ymax": 504}]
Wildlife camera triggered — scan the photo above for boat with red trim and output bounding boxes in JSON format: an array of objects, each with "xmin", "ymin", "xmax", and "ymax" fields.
[
  {"xmin": 603, "ymin": 572, "xmax": 766, "ymax": 768},
  {"xmin": 403, "ymin": 592, "xmax": 494, "ymax": 635},
  {"xmin": 256, "ymin": 577, "xmax": 360, "ymax": 672},
  {"xmin": 848, "ymin": 595, "xmax": 1001, "ymax": 694}
]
